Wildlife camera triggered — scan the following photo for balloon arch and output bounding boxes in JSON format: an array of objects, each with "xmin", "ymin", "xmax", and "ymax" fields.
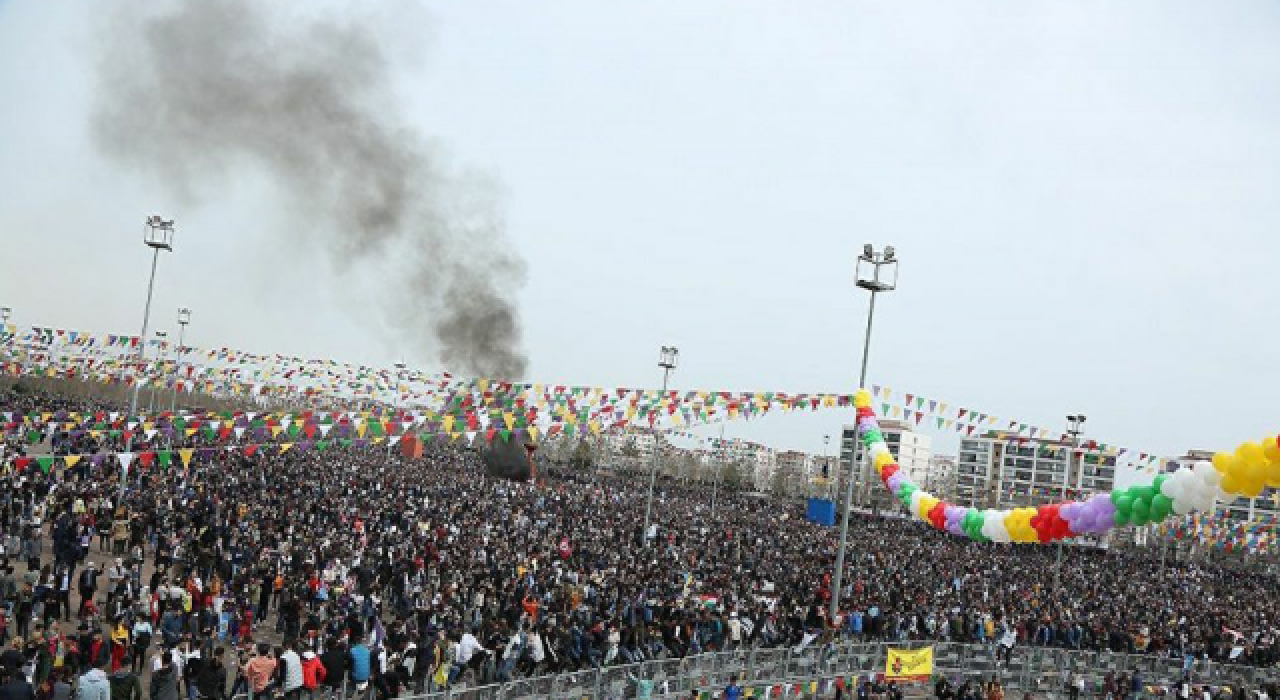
[{"xmin": 853, "ymin": 389, "xmax": 1280, "ymax": 543}]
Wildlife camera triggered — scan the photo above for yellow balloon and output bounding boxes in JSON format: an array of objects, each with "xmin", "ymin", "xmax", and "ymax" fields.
[
  {"xmin": 1222, "ymin": 456, "xmax": 1247, "ymax": 479},
  {"xmin": 1220, "ymin": 473, "xmax": 1243, "ymax": 495},
  {"xmin": 1239, "ymin": 478, "xmax": 1264, "ymax": 499},
  {"xmin": 874, "ymin": 452, "xmax": 894, "ymax": 469},
  {"xmin": 1211, "ymin": 452, "xmax": 1233, "ymax": 473},
  {"xmin": 1238, "ymin": 442, "xmax": 1266, "ymax": 467},
  {"xmin": 1240, "ymin": 459, "xmax": 1266, "ymax": 484},
  {"xmin": 1265, "ymin": 461, "xmax": 1280, "ymax": 489},
  {"xmin": 854, "ymin": 389, "xmax": 872, "ymax": 408},
  {"xmin": 1262, "ymin": 438, "xmax": 1280, "ymax": 464}
]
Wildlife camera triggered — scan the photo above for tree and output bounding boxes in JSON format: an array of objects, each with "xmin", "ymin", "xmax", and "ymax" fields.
[
  {"xmin": 721, "ymin": 460, "xmax": 747, "ymax": 491},
  {"xmin": 769, "ymin": 465, "xmax": 792, "ymax": 497},
  {"xmin": 570, "ymin": 438, "xmax": 595, "ymax": 470}
]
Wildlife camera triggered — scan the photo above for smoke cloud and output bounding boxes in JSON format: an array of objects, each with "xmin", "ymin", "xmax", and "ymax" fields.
[{"xmin": 91, "ymin": 0, "xmax": 527, "ymax": 379}]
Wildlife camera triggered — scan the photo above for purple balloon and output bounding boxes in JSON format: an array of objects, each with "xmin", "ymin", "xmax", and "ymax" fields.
[
  {"xmin": 858, "ymin": 417, "xmax": 878, "ymax": 432},
  {"xmin": 886, "ymin": 473, "xmax": 904, "ymax": 494},
  {"xmin": 1091, "ymin": 496, "xmax": 1117, "ymax": 519}
]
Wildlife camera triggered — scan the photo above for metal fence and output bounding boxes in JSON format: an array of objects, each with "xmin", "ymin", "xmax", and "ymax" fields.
[{"xmin": 240, "ymin": 641, "xmax": 1280, "ymax": 700}]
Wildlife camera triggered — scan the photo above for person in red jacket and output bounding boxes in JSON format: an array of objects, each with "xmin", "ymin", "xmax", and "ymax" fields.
[{"xmin": 300, "ymin": 650, "xmax": 327, "ymax": 692}]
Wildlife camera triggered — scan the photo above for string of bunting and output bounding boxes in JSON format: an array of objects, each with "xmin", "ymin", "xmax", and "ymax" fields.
[
  {"xmin": 3, "ymin": 435, "xmax": 407, "ymax": 474},
  {"xmin": 1156, "ymin": 510, "xmax": 1280, "ymax": 554},
  {"xmin": 4, "ymin": 320, "xmax": 1165, "ymax": 460}
]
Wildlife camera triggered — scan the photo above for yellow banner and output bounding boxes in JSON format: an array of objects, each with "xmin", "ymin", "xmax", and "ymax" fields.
[{"xmin": 885, "ymin": 646, "xmax": 933, "ymax": 682}]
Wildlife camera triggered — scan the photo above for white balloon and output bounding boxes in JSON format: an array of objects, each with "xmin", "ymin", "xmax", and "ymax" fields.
[
  {"xmin": 1171, "ymin": 498, "xmax": 1194, "ymax": 515},
  {"xmin": 870, "ymin": 443, "xmax": 890, "ymax": 460},
  {"xmin": 982, "ymin": 510, "xmax": 1012, "ymax": 543},
  {"xmin": 1190, "ymin": 485, "xmax": 1219, "ymax": 512},
  {"xmin": 909, "ymin": 490, "xmax": 925, "ymax": 516}
]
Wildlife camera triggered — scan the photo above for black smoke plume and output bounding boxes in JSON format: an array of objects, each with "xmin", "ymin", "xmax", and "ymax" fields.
[{"xmin": 91, "ymin": 0, "xmax": 527, "ymax": 379}]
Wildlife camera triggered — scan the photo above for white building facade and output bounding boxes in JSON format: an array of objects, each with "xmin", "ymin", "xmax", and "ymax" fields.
[
  {"xmin": 955, "ymin": 431, "xmax": 1116, "ymax": 509},
  {"xmin": 839, "ymin": 419, "xmax": 933, "ymax": 510}
]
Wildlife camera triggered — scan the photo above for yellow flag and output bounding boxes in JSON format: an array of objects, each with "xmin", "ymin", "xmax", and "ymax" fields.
[
  {"xmin": 885, "ymin": 646, "xmax": 933, "ymax": 681},
  {"xmin": 64, "ymin": 456, "xmax": 82, "ymax": 468},
  {"xmin": 178, "ymin": 449, "xmax": 195, "ymax": 467}
]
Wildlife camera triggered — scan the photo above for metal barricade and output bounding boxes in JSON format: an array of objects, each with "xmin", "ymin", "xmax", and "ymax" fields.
[{"xmin": 382, "ymin": 638, "xmax": 1280, "ymax": 700}]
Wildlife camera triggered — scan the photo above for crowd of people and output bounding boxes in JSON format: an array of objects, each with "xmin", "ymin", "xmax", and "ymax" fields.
[{"xmin": 1, "ymin": 386, "xmax": 1278, "ymax": 700}]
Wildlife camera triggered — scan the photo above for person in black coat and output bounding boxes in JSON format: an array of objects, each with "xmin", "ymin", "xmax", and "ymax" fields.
[
  {"xmin": 319, "ymin": 638, "xmax": 348, "ymax": 694},
  {"xmin": 0, "ymin": 667, "xmax": 35, "ymax": 700},
  {"xmin": 196, "ymin": 648, "xmax": 228, "ymax": 700}
]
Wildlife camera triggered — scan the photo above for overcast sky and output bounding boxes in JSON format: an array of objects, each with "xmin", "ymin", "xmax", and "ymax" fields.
[{"xmin": 2, "ymin": 0, "xmax": 1278, "ymax": 463}]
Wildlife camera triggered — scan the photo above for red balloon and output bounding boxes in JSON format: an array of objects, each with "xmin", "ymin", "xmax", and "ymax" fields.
[{"xmin": 927, "ymin": 502, "xmax": 947, "ymax": 529}]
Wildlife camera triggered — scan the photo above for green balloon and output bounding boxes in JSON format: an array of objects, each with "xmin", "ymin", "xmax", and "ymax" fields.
[
  {"xmin": 1151, "ymin": 494, "xmax": 1173, "ymax": 520},
  {"xmin": 1152, "ymin": 475, "xmax": 1169, "ymax": 494},
  {"xmin": 1132, "ymin": 485, "xmax": 1156, "ymax": 502},
  {"xmin": 1131, "ymin": 499, "xmax": 1150, "ymax": 518},
  {"xmin": 1114, "ymin": 494, "xmax": 1134, "ymax": 515},
  {"xmin": 1113, "ymin": 511, "xmax": 1130, "ymax": 526},
  {"xmin": 1110, "ymin": 489, "xmax": 1126, "ymax": 505},
  {"xmin": 864, "ymin": 430, "xmax": 883, "ymax": 444},
  {"xmin": 1130, "ymin": 511, "xmax": 1149, "ymax": 527}
]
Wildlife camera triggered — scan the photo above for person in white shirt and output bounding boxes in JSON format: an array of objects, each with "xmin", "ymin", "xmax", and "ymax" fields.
[{"xmin": 450, "ymin": 629, "xmax": 488, "ymax": 684}]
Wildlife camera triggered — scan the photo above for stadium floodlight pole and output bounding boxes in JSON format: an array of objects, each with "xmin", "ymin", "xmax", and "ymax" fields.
[
  {"xmin": 170, "ymin": 308, "xmax": 191, "ymax": 415},
  {"xmin": 148, "ymin": 331, "xmax": 168, "ymax": 415},
  {"xmin": 829, "ymin": 244, "xmax": 898, "ymax": 622},
  {"xmin": 1056, "ymin": 414, "xmax": 1087, "ymax": 593},
  {"xmin": 391, "ymin": 362, "xmax": 407, "ymax": 455},
  {"xmin": 823, "ymin": 434, "xmax": 832, "ymax": 499},
  {"xmin": 711, "ymin": 423, "xmax": 725, "ymax": 517},
  {"xmin": 121, "ymin": 216, "xmax": 175, "ymax": 498},
  {"xmin": 642, "ymin": 345, "xmax": 678, "ymax": 545}
]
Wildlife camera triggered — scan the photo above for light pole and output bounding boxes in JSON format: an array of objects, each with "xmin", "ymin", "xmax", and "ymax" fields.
[
  {"xmin": 711, "ymin": 423, "xmax": 725, "ymax": 517},
  {"xmin": 1055, "ymin": 414, "xmax": 1087, "ymax": 593},
  {"xmin": 148, "ymin": 331, "xmax": 168, "ymax": 415},
  {"xmin": 170, "ymin": 308, "xmax": 191, "ymax": 414},
  {"xmin": 823, "ymin": 434, "xmax": 832, "ymax": 499},
  {"xmin": 122, "ymin": 215, "xmax": 175, "ymax": 497},
  {"xmin": 391, "ymin": 362, "xmax": 407, "ymax": 455},
  {"xmin": 642, "ymin": 345, "xmax": 678, "ymax": 544},
  {"xmin": 829, "ymin": 244, "xmax": 898, "ymax": 622}
]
